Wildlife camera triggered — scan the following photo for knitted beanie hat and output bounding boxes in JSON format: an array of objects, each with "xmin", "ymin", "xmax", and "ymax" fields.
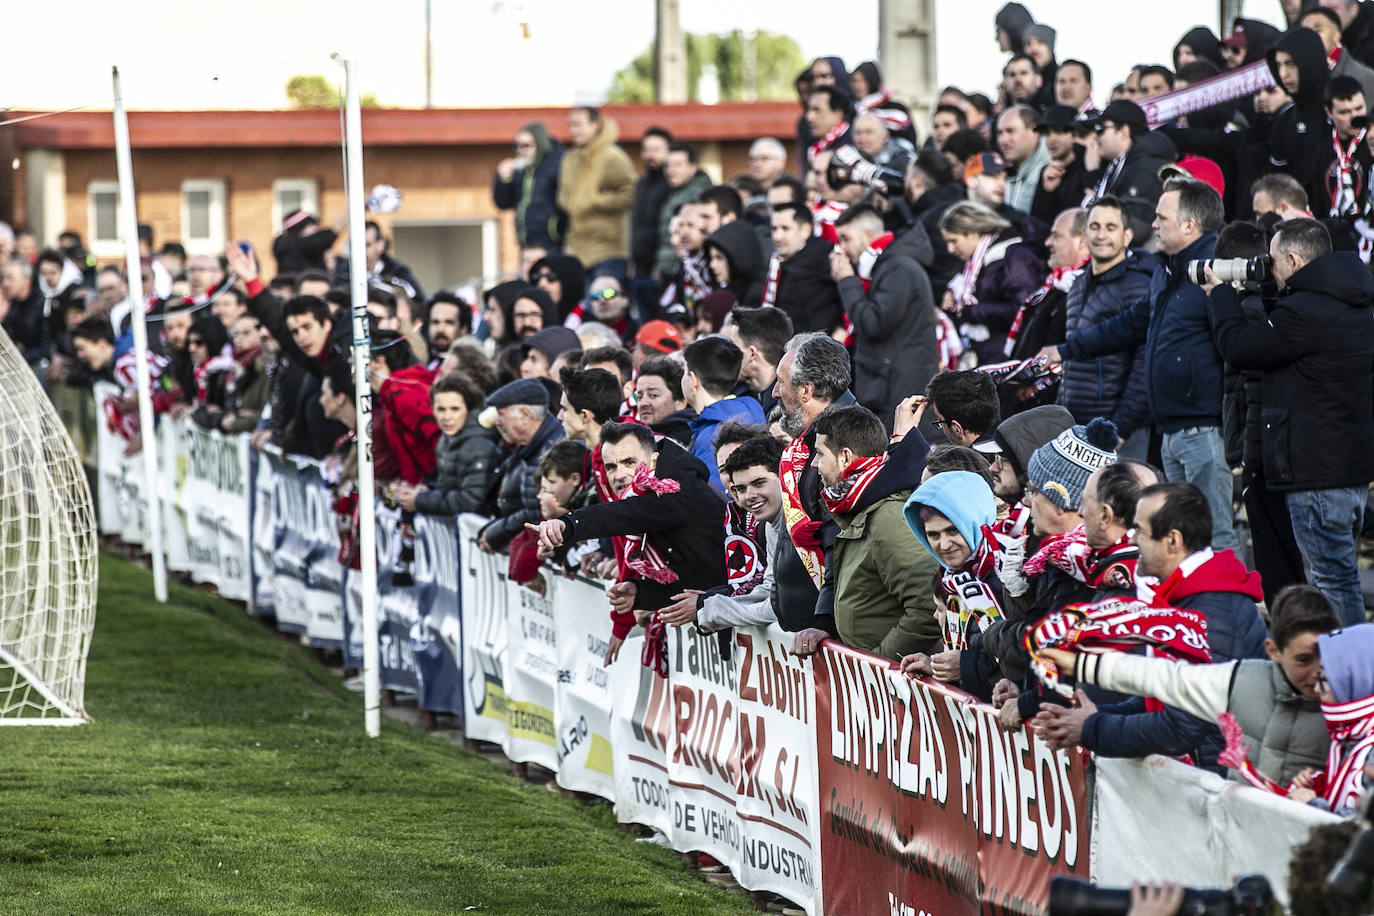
[{"xmin": 1026, "ymin": 417, "xmax": 1118, "ymax": 511}]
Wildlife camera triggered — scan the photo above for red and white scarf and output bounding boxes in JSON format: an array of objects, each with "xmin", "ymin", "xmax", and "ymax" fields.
[
  {"xmin": 812, "ymin": 199, "xmax": 847, "ymax": 243},
  {"xmin": 1329, "ymin": 127, "xmax": 1367, "ymax": 217},
  {"xmin": 808, "ymin": 120, "xmax": 850, "ymax": 163},
  {"xmin": 602, "ymin": 460, "xmax": 681, "ymax": 586},
  {"xmin": 977, "ymin": 355, "xmax": 1062, "ymax": 396},
  {"xmin": 760, "ymin": 250, "xmax": 782, "ymax": 308},
  {"xmin": 1004, "ymin": 259, "xmax": 1086, "ymax": 356},
  {"xmin": 947, "ymin": 234, "xmax": 996, "ymax": 307},
  {"xmin": 820, "ymin": 454, "xmax": 888, "ymax": 516},
  {"xmin": 1328, "ymin": 45, "xmax": 1345, "ymax": 69},
  {"xmin": 855, "ymin": 90, "xmax": 912, "ymax": 133},
  {"xmin": 1025, "ymin": 597, "xmax": 1213, "ymax": 700},
  {"xmin": 935, "ymin": 310, "xmax": 963, "ymax": 370},
  {"xmin": 856, "ymin": 232, "xmax": 895, "ymax": 292},
  {"xmin": 193, "ymin": 344, "xmax": 236, "ymax": 402},
  {"xmin": 1023, "ymin": 524, "xmax": 1094, "ymax": 581},
  {"xmin": 779, "ymin": 435, "xmax": 826, "ymax": 590},
  {"xmin": 1319, "ymin": 693, "xmax": 1374, "ymax": 811}
]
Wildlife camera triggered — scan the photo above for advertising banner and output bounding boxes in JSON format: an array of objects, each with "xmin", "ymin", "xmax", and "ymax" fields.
[
  {"xmin": 549, "ymin": 573, "xmax": 616, "ymax": 800},
  {"xmin": 812, "ymin": 644, "xmax": 1092, "ymax": 916},
  {"xmin": 458, "ymin": 513, "xmax": 510, "ymax": 747}
]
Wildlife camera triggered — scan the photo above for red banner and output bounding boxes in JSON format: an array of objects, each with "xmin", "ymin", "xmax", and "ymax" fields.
[{"xmin": 813, "ymin": 644, "xmax": 1092, "ymax": 915}]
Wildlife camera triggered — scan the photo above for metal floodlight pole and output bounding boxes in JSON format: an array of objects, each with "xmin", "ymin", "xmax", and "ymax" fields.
[
  {"xmin": 339, "ymin": 57, "xmax": 381, "ymax": 738},
  {"xmin": 111, "ymin": 66, "xmax": 167, "ymax": 604}
]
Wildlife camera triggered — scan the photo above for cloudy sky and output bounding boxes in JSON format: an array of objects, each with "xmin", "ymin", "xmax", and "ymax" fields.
[{"xmin": 3, "ymin": 0, "xmax": 1284, "ymax": 113}]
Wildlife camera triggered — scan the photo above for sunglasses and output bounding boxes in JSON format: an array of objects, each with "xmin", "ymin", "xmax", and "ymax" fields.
[
  {"xmin": 589, "ymin": 289, "xmax": 619, "ymax": 301},
  {"xmin": 532, "ymin": 271, "xmax": 558, "ymax": 282}
]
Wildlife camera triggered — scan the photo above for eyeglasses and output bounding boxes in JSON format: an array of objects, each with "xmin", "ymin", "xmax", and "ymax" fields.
[
  {"xmin": 931, "ymin": 417, "xmax": 950, "ymax": 430},
  {"xmin": 513, "ymin": 310, "xmax": 544, "ymax": 321}
]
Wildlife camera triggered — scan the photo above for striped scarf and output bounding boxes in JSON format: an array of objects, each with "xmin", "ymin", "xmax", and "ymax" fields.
[
  {"xmin": 820, "ymin": 453, "xmax": 887, "ymax": 516},
  {"xmin": 938, "ymin": 540, "xmax": 1002, "ymax": 651},
  {"xmin": 760, "ymin": 250, "xmax": 782, "ymax": 308},
  {"xmin": 948, "ymin": 234, "xmax": 996, "ymax": 307},
  {"xmin": 808, "ymin": 120, "xmax": 850, "ymax": 162},
  {"xmin": 1320, "ymin": 693, "xmax": 1374, "ymax": 811},
  {"xmin": 1025, "ymin": 597, "xmax": 1213, "ymax": 700},
  {"xmin": 779, "ymin": 435, "xmax": 826, "ymax": 590},
  {"xmin": 856, "ymin": 233, "xmax": 895, "ymax": 292},
  {"xmin": 1004, "ymin": 259, "xmax": 1086, "ymax": 356}
]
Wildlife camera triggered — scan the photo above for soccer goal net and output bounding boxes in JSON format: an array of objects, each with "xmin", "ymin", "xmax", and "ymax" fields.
[{"xmin": 0, "ymin": 325, "xmax": 97, "ymax": 725}]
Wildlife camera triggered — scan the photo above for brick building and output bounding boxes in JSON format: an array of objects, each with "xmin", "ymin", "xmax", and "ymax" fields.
[{"xmin": 0, "ymin": 103, "xmax": 797, "ymax": 295}]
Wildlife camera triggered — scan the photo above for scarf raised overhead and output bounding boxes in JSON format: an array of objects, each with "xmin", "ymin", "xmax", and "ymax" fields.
[{"xmin": 1025, "ymin": 597, "xmax": 1213, "ymax": 700}]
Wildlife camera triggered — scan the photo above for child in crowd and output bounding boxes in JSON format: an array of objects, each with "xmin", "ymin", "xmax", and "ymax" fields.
[{"xmin": 507, "ymin": 439, "xmax": 592, "ymax": 595}]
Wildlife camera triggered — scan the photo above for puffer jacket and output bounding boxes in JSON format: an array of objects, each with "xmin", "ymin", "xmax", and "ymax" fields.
[
  {"xmin": 378, "ymin": 364, "xmax": 440, "ymax": 486},
  {"xmin": 961, "ymin": 230, "xmax": 1045, "ymax": 365},
  {"xmin": 492, "ymin": 122, "xmax": 567, "ymax": 251},
  {"xmin": 1057, "ymin": 250, "xmax": 1154, "ymax": 437},
  {"xmin": 414, "ymin": 415, "xmax": 502, "ymax": 517},
  {"xmin": 1061, "ymin": 232, "xmax": 1222, "ymax": 433},
  {"xmin": 479, "ymin": 413, "xmax": 565, "ymax": 551},
  {"xmin": 557, "ymin": 118, "xmax": 637, "ymax": 267}
]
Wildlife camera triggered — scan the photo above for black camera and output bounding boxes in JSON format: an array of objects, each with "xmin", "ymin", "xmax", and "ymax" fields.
[
  {"xmin": 1049, "ymin": 874, "xmax": 1276, "ymax": 916},
  {"xmin": 1184, "ymin": 255, "xmax": 1272, "ymax": 285},
  {"xmin": 826, "ymin": 145, "xmax": 904, "ymax": 196}
]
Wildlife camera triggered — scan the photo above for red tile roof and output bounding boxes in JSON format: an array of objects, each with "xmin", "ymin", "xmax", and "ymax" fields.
[{"xmin": 9, "ymin": 102, "xmax": 800, "ymax": 150}]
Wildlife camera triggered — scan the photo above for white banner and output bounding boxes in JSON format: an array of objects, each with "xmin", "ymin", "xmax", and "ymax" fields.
[
  {"xmin": 732, "ymin": 625, "xmax": 822, "ymax": 912},
  {"xmin": 1093, "ymin": 755, "xmax": 1340, "ymax": 908},
  {"xmin": 249, "ymin": 448, "xmax": 279, "ymax": 617},
  {"xmin": 551, "ymin": 573, "xmax": 617, "ymax": 800},
  {"xmin": 173, "ymin": 419, "xmax": 252, "ymax": 600},
  {"xmin": 502, "ymin": 577, "xmax": 560, "ymax": 769},
  {"xmin": 608, "ymin": 633, "xmax": 675, "ymax": 838},
  {"xmin": 458, "ymin": 513, "xmax": 510, "ymax": 747}
]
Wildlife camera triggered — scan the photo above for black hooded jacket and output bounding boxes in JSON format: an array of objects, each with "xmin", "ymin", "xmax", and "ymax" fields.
[
  {"xmin": 1235, "ymin": 17, "xmax": 1282, "ymax": 65},
  {"xmin": 1162, "ymin": 107, "xmax": 1278, "ymax": 219},
  {"xmin": 1268, "ymin": 27, "xmax": 1333, "ymax": 204},
  {"xmin": 1343, "ymin": 0, "xmax": 1374, "ymax": 69},
  {"xmin": 995, "ymin": 3, "xmax": 1034, "ymax": 53},
  {"xmin": 796, "ymin": 57, "xmax": 850, "ymax": 173},
  {"xmin": 1174, "ymin": 26, "xmax": 1226, "ymax": 69},
  {"xmin": 528, "ymin": 255, "xmax": 586, "ymax": 321},
  {"xmin": 775, "ymin": 236, "xmax": 845, "ymax": 334},
  {"xmin": 631, "ymin": 164, "xmax": 671, "ymax": 277},
  {"xmin": 244, "ymin": 288, "xmax": 349, "ymax": 459},
  {"xmin": 703, "ymin": 221, "xmax": 765, "ymax": 306},
  {"xmin": 1210, "ymin": 251, "xmax": 1374, "ymax": 491},
  {"xmin": 563, "ymin": 438, "xmax": 727, "ymax": 615}
]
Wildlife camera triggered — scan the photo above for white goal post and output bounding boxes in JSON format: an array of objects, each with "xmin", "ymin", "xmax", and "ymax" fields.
[{"xmin": 0, "ymin": 324, "xmax": 97, "ymax": 725}]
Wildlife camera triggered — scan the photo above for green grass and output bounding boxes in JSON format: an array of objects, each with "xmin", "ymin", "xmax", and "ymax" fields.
[{"xmin": 0, "ymin": 552, "xmax": 755, "ymax": 916}]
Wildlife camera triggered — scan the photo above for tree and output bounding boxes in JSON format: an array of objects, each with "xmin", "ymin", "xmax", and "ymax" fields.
[
  {"xmin": 285, "ymin": 74, "xmax": 380, "ymax": 108},
  {"xmin": 607, "ymin": 30, "xmax": 806, "ymax": 104}
]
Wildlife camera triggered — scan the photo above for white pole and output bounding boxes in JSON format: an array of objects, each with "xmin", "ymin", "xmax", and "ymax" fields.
[
  {"xmin": 341, "ymin": 58, "xmax": 381, "ymax": 738},
  {"xmin": 111, "ymin": 66, "xmax": 167, "ymax": 604}
]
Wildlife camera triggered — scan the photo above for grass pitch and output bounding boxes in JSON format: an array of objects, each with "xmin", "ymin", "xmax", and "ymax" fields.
[{"xmin": 0, "ymin": 552, "xmax": 754, "ymax": 915}]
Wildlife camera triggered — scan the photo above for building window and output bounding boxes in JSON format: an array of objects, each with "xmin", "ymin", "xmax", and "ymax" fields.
[
  {"xmin": 180, "ymin": 179, "xmax": 226, "ymax": 256},
  {"xmin": 88, "ymin": 181, "xmax": 122, "ymax": 257},
  {"xmin": 272, "ymin": 179, "xmax": 319, "ymax": 233}
]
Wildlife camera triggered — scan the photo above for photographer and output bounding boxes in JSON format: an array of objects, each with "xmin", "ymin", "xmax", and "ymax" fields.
[{"xmin": 1207, "ymin": 218, "xmax": 1374, "ymax": 627}]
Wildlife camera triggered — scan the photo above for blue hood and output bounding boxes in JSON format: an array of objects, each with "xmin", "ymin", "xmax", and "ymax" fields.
[
  {"xmin": 903, "ymin": 471, "xmax": 997, "ymax": 570},
  {"xmin": 1319, "ymin": 624, "xmax": 1374, "ymax": 704}
]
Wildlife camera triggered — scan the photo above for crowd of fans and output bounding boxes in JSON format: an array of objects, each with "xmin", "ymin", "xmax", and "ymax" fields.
[{"xmin": 6, "ymin": 1, "xmax": 1374, "ymax": 905}]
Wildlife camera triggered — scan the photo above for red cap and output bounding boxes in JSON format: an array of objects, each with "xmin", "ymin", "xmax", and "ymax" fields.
[
  {"xmin": 1160, "ymin": 155, "xmax": 1226, "ymax": 198},
  {"xmin": 635, "ymin": 319, "xmax": 682, "ymax": 354},
  {"xmin": 1220, "ymin": 25, "xmax": 1247, "ymax": 50}
]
